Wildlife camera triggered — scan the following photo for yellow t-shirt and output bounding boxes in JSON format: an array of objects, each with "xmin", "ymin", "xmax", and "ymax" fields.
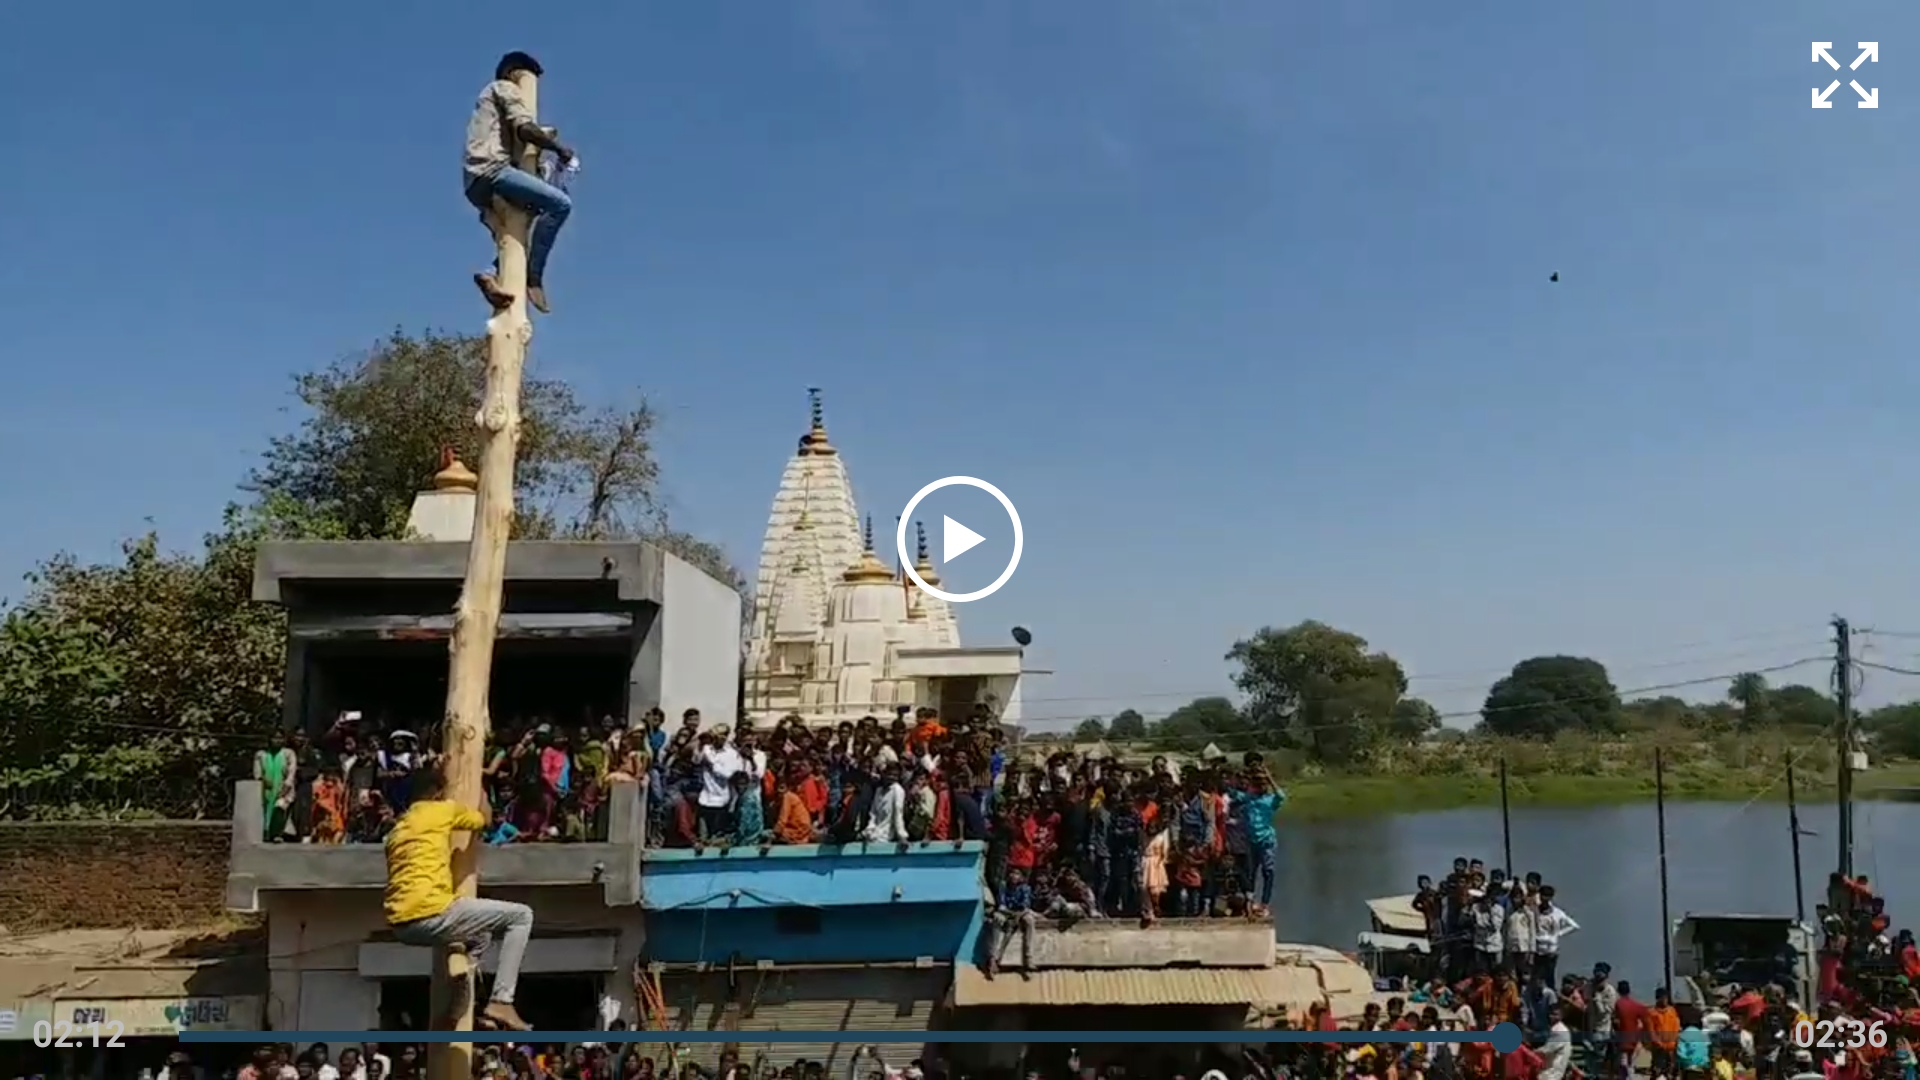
[
  {"xmin": 383, "ymin": 800, "xmax": 487, "ymax": 925},
  {"xmin": 1712, "ymin": 1058, "xmax": 1734, "ymax": 1080}
]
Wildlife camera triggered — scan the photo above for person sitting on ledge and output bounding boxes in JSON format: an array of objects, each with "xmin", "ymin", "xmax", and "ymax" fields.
[{"xmin": 383, "ymin": 763, "xmax": 535, "ymax": 1031}]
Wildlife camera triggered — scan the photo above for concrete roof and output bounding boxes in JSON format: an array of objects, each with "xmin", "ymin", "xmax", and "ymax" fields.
[
  {"xmin": 253, "ymin": 540, "xmax": 667, "ymax": 605},
  {"xmin": 951, "ymin": 963, "xmax": 1321, "ymax": 1008}
]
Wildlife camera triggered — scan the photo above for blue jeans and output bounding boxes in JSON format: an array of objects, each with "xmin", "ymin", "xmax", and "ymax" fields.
[
  {"xmin": 465, "ymin": 166, "xmax": 571, "ymax": 287},
  {"xmin": 1248, "ymin": 840, "xmax": 1276, "ymax": 907}
]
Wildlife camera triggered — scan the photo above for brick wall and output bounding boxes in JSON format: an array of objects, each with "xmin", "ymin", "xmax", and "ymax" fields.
[{"xmin": 0, "ymin": 821, "xmax": 232, "ymax": 931}]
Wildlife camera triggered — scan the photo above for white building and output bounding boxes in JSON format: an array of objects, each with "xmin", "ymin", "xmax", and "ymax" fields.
[{"xmin": 742, "ymin": 393, "xmax": 1026, "ymax": 726}]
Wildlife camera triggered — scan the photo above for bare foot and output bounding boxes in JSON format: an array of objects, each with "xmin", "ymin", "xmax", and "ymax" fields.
[
  {"xmin": 473, "ymin": 273, "xmax": 514, "ymax": 310},
  {"xmin": 527, "ymin": 285, "xmax": 551, "ymax": 314},
  {"xmin": 481, "ymin": 1002, "xmax": 533, "ymax": 1031}
]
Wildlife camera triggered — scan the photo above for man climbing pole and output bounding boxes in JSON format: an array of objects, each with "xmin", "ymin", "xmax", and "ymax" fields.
[
  {"xmin": 463, "ymin": 50, "xmax": 576, "ymax": 314},
  {"xmin": 384, "ymin": 765, "xmax": 535, "ymax": 1031}
]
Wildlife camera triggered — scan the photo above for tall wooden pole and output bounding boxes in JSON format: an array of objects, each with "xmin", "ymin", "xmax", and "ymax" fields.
[
  {"xmin": 1786, "ymin": 760, "xmax": 1808, "ymax": 925},
  {"xmin": 428, "ymin": 66, "xmax": 539, "ymax": 1080},
  {"xmin": 1833, "ymin": 616, "xmax": 1855, "ymax": 878},
  {"xmin": 1498, "ymin": 757, "xmax": 1513, "ymax": 873},
  {"xmin": 1654, "ymin": 747, "xmax": 1673, "ymax": 997}
]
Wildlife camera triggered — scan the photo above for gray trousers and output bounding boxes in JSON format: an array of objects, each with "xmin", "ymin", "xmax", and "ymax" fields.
[{"xmin": 394, "ymin": 897, "xmax": 534, "ymax": 1005}]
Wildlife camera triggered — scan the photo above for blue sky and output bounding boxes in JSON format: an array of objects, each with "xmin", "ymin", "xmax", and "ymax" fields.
[{"xmin": 3, "ymin": 1, "xmax": 1916, "ymax": 729}]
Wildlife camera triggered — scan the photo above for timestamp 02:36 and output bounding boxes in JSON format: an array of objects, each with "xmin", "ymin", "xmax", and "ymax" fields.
[
  {"xmin": 1792, "ymin": 1017, "xmax": 1889, "ymax": 1050},
  {"xmin": 32, "ymin": 1018, "xmax": 129, "ymax": 1048}
]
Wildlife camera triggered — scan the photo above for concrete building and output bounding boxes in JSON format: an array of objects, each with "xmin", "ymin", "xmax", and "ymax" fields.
[
  {"xmin": 636, "ymin": 841, "xmax": 987, "ymax": 1066},
  {"xmin": 742, "ymin": 392, "xmax": 1027, "ymax": 726},
  {"xmin": 227, "ymin": 460, "xmax": 743, "ymax": 1033},
  {"xmin": 254, "ymin": 456, "xmax": 743, "ymax": 733}
]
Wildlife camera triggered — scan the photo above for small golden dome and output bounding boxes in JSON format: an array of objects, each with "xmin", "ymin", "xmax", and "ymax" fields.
[{"xmin": 433, "ymin": 455, "xmax": 478, "ymax": 492}]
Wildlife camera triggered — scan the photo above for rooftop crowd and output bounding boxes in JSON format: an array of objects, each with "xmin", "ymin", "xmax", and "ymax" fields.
[
  {"xmin": 645, "ymin": 706, "xmax": 1287, "ymax": 926},
  {"xmin": 253, "ymin": 709, "xmax": 634, "ymax": 845}
]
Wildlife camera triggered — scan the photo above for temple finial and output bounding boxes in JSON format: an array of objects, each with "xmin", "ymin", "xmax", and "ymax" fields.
[
  {"xmin": 800, "ymin": 387, "xmax": 835, "ymax": 455},
  {"xmin": 915, "ymin": 521, "xmax": 929, "ymax": 562},
  {"xmin": 862, "ymin": 515, "xmax": 874, "ymax": 550}
]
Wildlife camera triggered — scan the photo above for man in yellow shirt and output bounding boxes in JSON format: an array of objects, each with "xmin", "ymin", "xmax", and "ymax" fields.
[{"xmin": 384, "ymin": 766, "xmax": 534, "ymax": 1031}]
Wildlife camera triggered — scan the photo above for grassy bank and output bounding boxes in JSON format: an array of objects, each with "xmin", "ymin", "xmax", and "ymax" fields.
[{"xmin": 1278, "ymin": 758, "xmax": 1920, "ymax": 820}]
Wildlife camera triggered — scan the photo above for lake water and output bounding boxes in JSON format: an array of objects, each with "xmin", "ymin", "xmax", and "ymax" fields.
[{"xmin": 1267, "ymin": 798, "xmax": 1920, "ymax": 987}]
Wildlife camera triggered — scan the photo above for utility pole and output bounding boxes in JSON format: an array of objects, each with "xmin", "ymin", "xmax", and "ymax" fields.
[
  {"xmin": 1833, "ymin": 615, "xmax": 1854, "ymax": 879},
  {"xmin": 429, "ymin": 66, "xmax": 540, "ymax": 1080}
]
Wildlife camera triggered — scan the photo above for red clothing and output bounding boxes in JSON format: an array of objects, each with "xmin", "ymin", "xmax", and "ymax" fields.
[
  {"xmin": 1503, "ymin": 1045, "xmax": 1545, "ymax": 1080},
  {"xmin": 1616, "ymin": 995, "xmax": 1651, "ymax": 1039},
  {"xmin": 799, "ymin": 776, "xmax": 828, "ymax": 818},
  {"xmin": 1730, "ymin": 990, "xmax": 1766, "ymax": 1026},
  {"xmin": 930, "ymin": 788, "xmax": 952, "ymax": 841},
  {"xmin": 1901, "ymin": 944, "xmax": 1920, "ymax": 980},
  {"xmin": 1008, "ymin": 815, "xmax": 1041, "ymax": 870}
]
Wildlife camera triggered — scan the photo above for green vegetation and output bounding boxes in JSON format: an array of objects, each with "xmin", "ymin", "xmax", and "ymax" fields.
[
  {"xmin": 0, "ymin": 330, "xmax": 739, "ymax": 820},
  {"xmin": 1057, "ymin": 620, "xmax": 1920, "ymax": 819},
  {"xmin": 1277, "ymin": 754, "xmax": 1920, "ymax": 820}
]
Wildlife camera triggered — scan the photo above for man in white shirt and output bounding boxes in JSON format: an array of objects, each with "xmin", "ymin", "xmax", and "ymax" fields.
[
  {"xmin": 1534, "ymin": 886, "xmax": 1580, "ymax": 987},
  {"xmin": 863, "ymin": 764, "xmax": 908, "ymax": 844},
  {"xmin": 1540, "ymin": 1008, "xmax": 1575, "ymax": 1080},
  {"xmin": 696, "ymin": 727, "xmax": 743, "ymax": 840}
]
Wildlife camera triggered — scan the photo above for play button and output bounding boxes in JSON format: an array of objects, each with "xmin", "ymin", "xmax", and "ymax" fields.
[
  {"xmin": 896, "ymin": 476, "xmax": 1024, "ymax": 604},
  {"xmin": 942, "ymin": 515, "xmax": 985, "ymax": 562}
]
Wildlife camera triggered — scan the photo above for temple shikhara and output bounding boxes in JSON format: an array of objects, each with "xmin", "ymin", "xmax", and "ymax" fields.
[{"xmin": 743, "ymin": 392, "xmax": 1026, "ymax": 726}]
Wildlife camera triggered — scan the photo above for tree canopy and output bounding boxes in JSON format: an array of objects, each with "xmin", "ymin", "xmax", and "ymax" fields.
[
  {"xmin": 0, "ymin": 329, "xmax": 740, "ymax": 817},
  {"xmin": 1480, "ymin": 655, "xmax": 1622, "ymax": 738}
]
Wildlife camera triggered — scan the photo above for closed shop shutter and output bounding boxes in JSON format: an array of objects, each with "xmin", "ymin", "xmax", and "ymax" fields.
[{"xmin": 646, "ymin": 968, "xmax": 949, "ymax": 1071}]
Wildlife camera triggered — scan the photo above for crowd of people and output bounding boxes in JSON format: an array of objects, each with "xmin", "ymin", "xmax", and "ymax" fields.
[
  {"xmin": 1325, "ymin": 861, "xmax": 1920, "ymax": 1080},
  {"xmin": 645, "ymin": 707, "xmax": 1287, "ymax": 925},
  {"xmin": 253, "ymin": 710, "xmax": 633, "ymax": 845}
]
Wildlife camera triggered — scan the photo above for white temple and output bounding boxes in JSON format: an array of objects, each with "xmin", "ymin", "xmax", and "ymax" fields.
[{"xmin": 742, "ymin": 392, "xmax": 1026, "ymax": 726}]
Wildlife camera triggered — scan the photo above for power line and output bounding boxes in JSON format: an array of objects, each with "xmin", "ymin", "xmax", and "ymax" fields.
[
  {"xmin": 1015, "ymin": 655, "xmax": 1831, "ymax": 733},
  {"xmin": 1012, "ymin": 636, "xmax": 1832, "ymax": 708}
]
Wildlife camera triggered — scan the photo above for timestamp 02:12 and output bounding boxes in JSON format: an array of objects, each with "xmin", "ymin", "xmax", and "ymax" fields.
[
  {"xmin": 1792, "ymin": 1018, "xmax": 1888, "ymax": 1050},
  {"xmin": 32, "ymin": 1020, "xmax": 129, "ymax": 1048}
]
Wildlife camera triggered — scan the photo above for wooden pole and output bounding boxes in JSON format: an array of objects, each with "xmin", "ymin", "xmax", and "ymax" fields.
[
  {"xmin": 427, "ymin": 66, "xmax": 539, "ymax": 1080},
  {"xmin": 1654, "ymin": 746, "xmax": 1673, "ymax": 997},
  {"xmin": 1498, "ymin": 757, "xmax": 1513, "ymax": 874},
  {"xmin": 1786, "ymin": 760, "xmax": 1808, "ymax": 925}
]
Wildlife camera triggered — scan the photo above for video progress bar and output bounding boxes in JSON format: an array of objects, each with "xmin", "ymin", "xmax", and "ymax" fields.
[{"xmin": 182, "ymin": 1025, "xmax": 1526, "ymax": 1049}]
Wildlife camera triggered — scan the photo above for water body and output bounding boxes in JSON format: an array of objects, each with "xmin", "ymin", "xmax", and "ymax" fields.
[{"xmin": 1268, "ymin": 799, "xmax": 1920, "ymax": 987}]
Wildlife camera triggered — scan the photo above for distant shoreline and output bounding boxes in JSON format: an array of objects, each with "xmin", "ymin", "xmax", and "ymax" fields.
[{"xmin": 1276, "ymin": 760, "xmax": 1920, "ymax": 820}]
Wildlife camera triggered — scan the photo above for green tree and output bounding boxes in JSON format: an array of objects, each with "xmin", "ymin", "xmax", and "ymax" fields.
[
  {"xmin": 1480, "ymin": 655, "xmax": 1621, "ymax": 739},
  {"xmin": 1107, "ymin": 708, "xmax": 1148, "ymax": 740},
  {"xmin": 0, "ymin": 330, "xmax": 741, "ymax": 819},
  {"xmin": 1863, "ymin": 702, "xmax": 1920, "ymax": 759},
  {"xmin": 248, "ymin": 329, "xmax": 742, "ymax": 590},
  {"xmin": 1765, "ymin": 684, "xmax": 1833, "ymax": 729},
  {"xmin": 1727, "ymin": 672, "xmax": 1770, "ymax": 730},
  {"xmin": 1227, "ymin": 621, "xmax": 1406, "ymax": 765},
  {"xmin": 1073, "ymin": 717, "xmax": 1107, "ymax": 741},
  {"xmin": 1385, "ymin": 697, "xmax": 1444, "ymax": 742},
  {"xmin": 1622, "ymin": 695, "xmax": 1723, "ymax": 731},
  {"xmin": 0, "ymin": 511, "xmax": 288, "ymax": 818},
  {"xmin": 1150, "ymin": 696, "xmax": 1244, "ymax": 750}
]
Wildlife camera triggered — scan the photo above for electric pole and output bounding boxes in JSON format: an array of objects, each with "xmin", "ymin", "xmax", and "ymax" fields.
[
  {"xmin": 1833, "ymin": 615, "xmax": 1854, "ymax": 879},
  {"xmin": 429, "ymin": 65, "xmax": 540, "ymax": 1080}
]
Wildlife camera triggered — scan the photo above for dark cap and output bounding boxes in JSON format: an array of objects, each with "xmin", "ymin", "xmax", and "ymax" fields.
[{"xmin": 496, "ymin": 51, "xmax": 544, "ymax": 81}]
